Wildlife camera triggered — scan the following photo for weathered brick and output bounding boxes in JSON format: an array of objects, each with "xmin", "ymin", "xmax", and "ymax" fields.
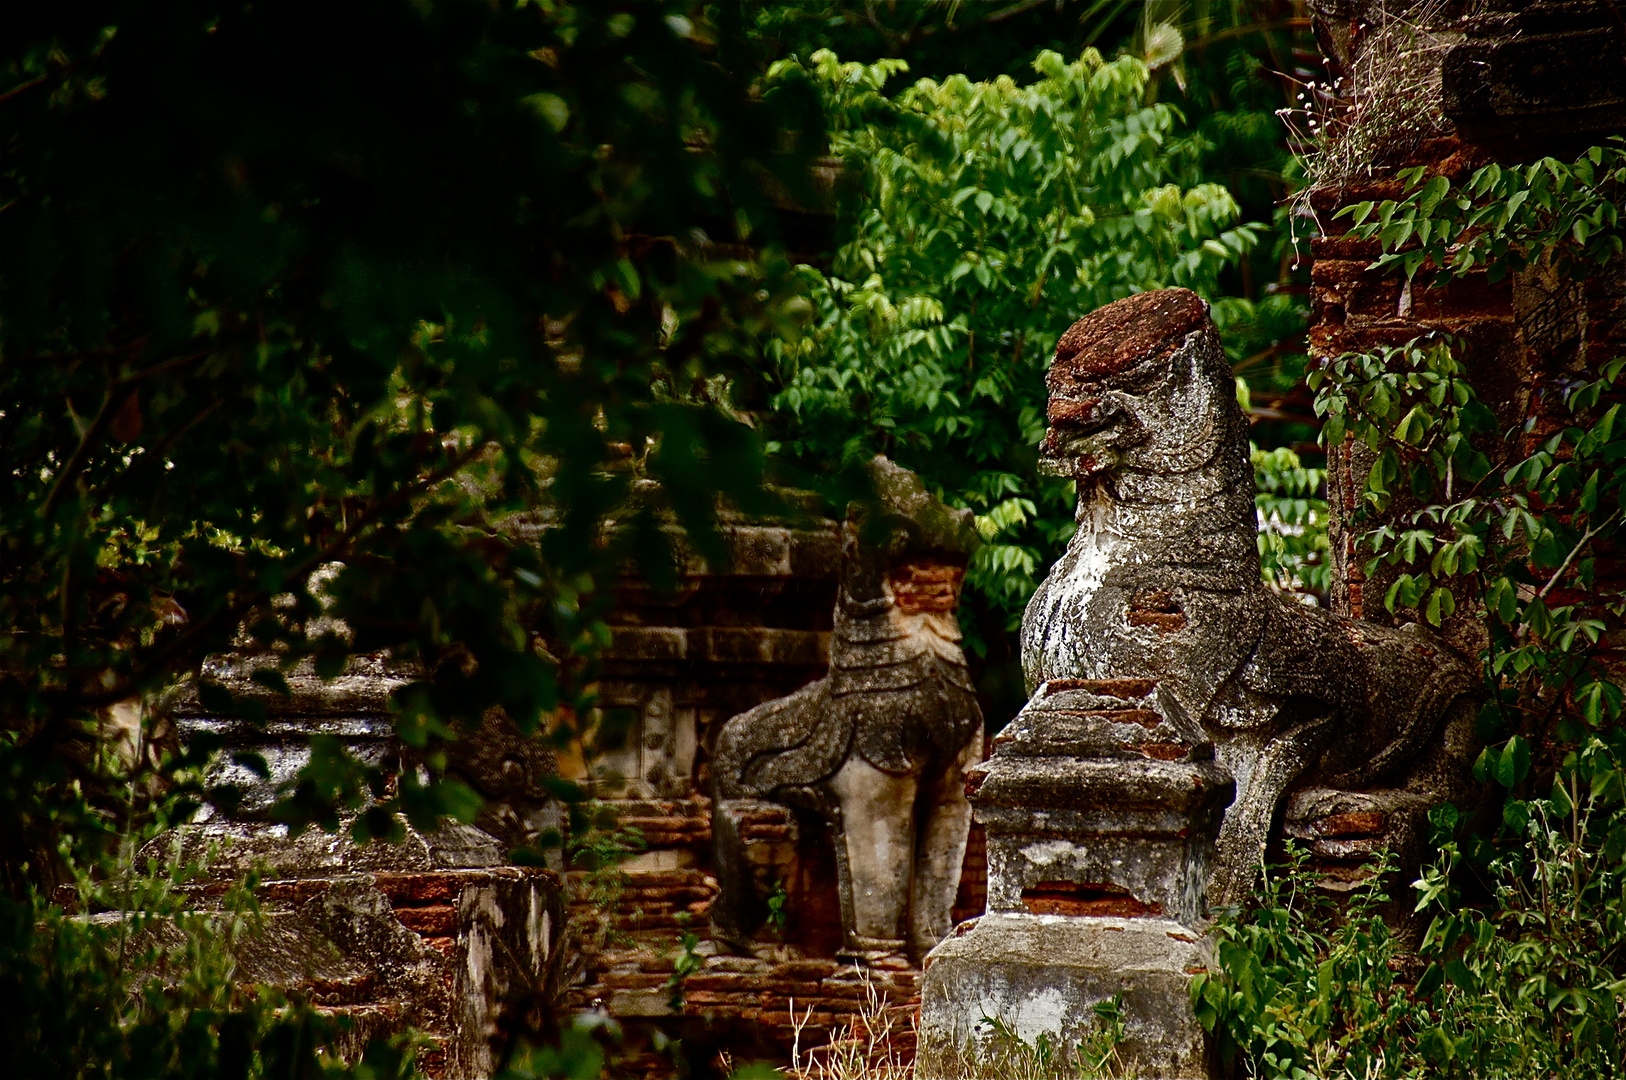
[{"xmin": 393, "ymin": 904, "xmax": 457, "ymax": 936}]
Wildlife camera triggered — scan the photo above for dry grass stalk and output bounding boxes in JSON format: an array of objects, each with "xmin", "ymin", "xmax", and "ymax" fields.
[
  {"xmin": 783, "ymin": 966, "xmax": 1131, "ymax": 1080},
  {"xmin": 1279, "ymin": 0, "xmax": 1459, "ymax": 250},
  {"xmin": 786, "ymin": 965, "xmax": 915, "ymax": 1080}
]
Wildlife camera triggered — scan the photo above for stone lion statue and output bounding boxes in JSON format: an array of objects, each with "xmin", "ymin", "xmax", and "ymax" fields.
[
  {"xmin": 711, "ymin": 457, "xmax": 984, "ymax": 963},
  {"xmin": 1022, "ymin": 288, "xmax": 1481, "ymax": 906}
]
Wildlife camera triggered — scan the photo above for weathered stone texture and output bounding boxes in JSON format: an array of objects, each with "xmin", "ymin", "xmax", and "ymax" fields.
[
  {"xmin": 155, "ymin": 644, "xmax": 564, "ymax": 1079},
  {"xmin": 921, "ymin": 677, "xmax": 1225, "ymax": 1078},
  {"xmin": 1441, "ymin": 0, "xmax": 1626, "ymax": 155},
  {"xmin": 918, "ymin": 913, "xmax": 1211, "ymax": 1079},
  {"xmin": 563, "ymin": 794, "xmax": 938, "ymax": 1078}
]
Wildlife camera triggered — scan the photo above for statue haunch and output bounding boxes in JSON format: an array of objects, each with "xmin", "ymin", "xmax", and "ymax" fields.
[
  {"xmin": 711, "ymin": 457, "xmax": 983, "ymax": 964},
  {"xmin": 1022, "ymin": 289, "xmax": 1480, "ymax": 907}
]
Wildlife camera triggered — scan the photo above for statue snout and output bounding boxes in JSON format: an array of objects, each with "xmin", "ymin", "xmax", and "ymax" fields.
[{"xmin": 1040, "ymin": 393, "xmax": 1129, "ymax": 477}]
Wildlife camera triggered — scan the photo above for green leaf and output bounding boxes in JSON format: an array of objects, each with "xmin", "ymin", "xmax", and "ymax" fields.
[
  {"xmin": 1419, "ymin": 173, "xmax": 1450, "ymax": 215},
  {"xmin": 1424, "ymin": 585, "xmax": 1455, "ymax": 626},
  {"xmin": 1494, "ymin": 736, "xmax": 1532, "ymax": 788}
]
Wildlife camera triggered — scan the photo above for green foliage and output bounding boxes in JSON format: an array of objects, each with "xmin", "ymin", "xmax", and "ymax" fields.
[
  {"xmin": 1205, "ymin": 137, "xmax": 1626, "ymax": 1076},
  {"xmin": 494, "ymin": 1015, "xmax": 618, "ymax": 1080},
  {"xmin": 763, "ymin": 47, "xmax": 1264, "ymax": 630},
  {"xmin": 1, "ymin": 838, "xmax": 419, "ymax": 1080},
  {"xmin": 666, "ymin": 929, "xmax": 705, "ymax": 1010},
  {"xmin": 1252, "ymin": 442, "xmax": 1329, "ymax": 598},
  {"xmin": 1194, "ymin": 847, "xmax": 1418, "ymax": 1079},
  {"xmin": 1195, "ymin": 799, "xmax": 1626, "ymax": 1079},
  {"xmin": 1310, "ymin": 340, "xmax": 1626, "ymax": 851},
  {"xmin": 0, "ymin": 0, "xmax": 821, "ymax": 873},
  {"xmin": 766, "ymin": 878, "xmax": 789, "ymax": 939},
  {"xmin": 1338, "ymin": 138, "xmax": 1626, "ymax": 282},
  {"xmin": 1, "ymin": 2, "xmax": 823, "ymax": 1073},
  {"xmin": 1318, "ymin": 139, "xmax": 1626, "ymax": 834}
]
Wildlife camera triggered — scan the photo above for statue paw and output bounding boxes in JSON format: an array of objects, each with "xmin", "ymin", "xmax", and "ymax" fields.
[{"xmin": 838, "ymin": 933, "xmax": 911, "ymax": 969}]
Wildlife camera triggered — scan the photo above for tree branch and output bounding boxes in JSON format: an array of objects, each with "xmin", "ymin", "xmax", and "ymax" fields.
[
  {"xmin": 41, "ymin": 387, "xmax": 118, "ymax": 522},
  {"xmin": 983, "ymin": 0, "xmax": 1061, "ymax": 27},
  {"xmin": 0, "ymin": 75, "xmax": 48, "ymax": 108},
  {"xmin": 76, "ymin": 439, "xmax": 493, "ymax": 711},
  {"xmin": 39, "ymin": 350, "xmax": 212, "ymax": 522}
]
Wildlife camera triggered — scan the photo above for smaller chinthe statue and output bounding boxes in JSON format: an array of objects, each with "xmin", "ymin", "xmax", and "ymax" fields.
[{"xmin": 710, "ymin": 456, "xmax": 983, "ymax": 966}]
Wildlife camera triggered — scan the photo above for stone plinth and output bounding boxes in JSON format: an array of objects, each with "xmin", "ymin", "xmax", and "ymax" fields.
[
  {"xmin": 918, "ymin": 913, "xmax": 1209, "ymax": 1078},
  {"xmin": 147, "ymin": 820, "xmax": 560, "ymax": 1079},
  {"xmin": 974, "ymin": 679, "xmax": 1231, "ymax": 928},
  {"xmin": 917, "ymin": 678, "xmax": 1232, "ymax": 1078}
]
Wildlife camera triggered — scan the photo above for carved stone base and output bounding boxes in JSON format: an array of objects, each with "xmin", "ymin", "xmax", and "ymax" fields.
[{"xmin": 917, "ymin": 913, "xmax": 1213, "ymax": 1079}]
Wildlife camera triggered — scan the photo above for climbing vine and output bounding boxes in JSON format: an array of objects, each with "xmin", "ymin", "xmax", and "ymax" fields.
[
  {"xmin": 1322, "ymin": 139, "xmax": 1626, "ymax": 847},
  {"xmin": 1339, "ymin": 138, "xmax": 1626, "ymax": 282}
]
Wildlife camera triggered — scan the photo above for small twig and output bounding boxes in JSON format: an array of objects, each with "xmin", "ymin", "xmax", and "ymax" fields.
[
  {"xmin": 0, "ymin": 74, "xmax": 48, "ymax": 108},
  {"xmin": 41, "ymin": 387, "xmax": 118, "ymax": 522},
  {"xmin": 1185, "ymin": 18, "xmax": 1312, "ymax": 53},
  {"xmin": 982, "ymin": 0, "xmax": 1058, "ymax": 27},
  {"xmin": 1536, "ymin": 512, "xmax": 1617, "ymax": 600}
]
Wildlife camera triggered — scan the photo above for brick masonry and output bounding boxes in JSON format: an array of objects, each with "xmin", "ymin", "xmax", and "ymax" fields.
[{"xmin": 565, "ymin": 793, "xmax": 988, "ymax": 1075}]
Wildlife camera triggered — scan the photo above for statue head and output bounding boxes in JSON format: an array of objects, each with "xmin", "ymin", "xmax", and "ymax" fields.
[
  {"xmin": 1039, "ymin": 288, "xmax": 1238, "ymax": 480},
  {"xmin": 843, "ymin": 456, "xmax": 979, "ymax": 611}
]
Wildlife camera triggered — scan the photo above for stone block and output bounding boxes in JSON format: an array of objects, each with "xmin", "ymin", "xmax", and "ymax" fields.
[{"xmin": 917, "ymin": 913, "xmax": 1212, "ymax": 1079}]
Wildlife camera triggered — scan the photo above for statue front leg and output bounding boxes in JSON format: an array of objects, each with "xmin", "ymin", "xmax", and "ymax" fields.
[
  {"xmin": 827, "ymin": 756, "xmax": 918, "ymax": 962},
  {"xmin": 1210, "ymin": 712, "xmax": 1335, "ymax": 908},
  {"xmin": 908, "ymin": 734, "xmax": 982, "ymax": 962}
]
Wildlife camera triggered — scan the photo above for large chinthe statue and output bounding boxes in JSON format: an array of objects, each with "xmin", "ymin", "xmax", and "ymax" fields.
[
  {"xmin": 1022, "ymin": 288, "xmax": 1479, "ymax": 907},
  {"xmin": 710, "ymin": 457, "xmax": 983, "ymax": 965},
  {"xmin": 918, "ymin": 289, "xmax": 1479, "ymax": 1077}
]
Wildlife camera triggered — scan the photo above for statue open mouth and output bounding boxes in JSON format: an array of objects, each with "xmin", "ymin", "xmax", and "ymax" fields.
[{"xmin": 1038, "ymin": 429, "xmax": 1119, "ymax": 478}]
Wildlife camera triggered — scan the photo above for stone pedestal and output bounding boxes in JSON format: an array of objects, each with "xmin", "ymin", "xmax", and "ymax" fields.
[
  {"xmin": 918, "ymin": 913, "xmax": 1210, "ymax": 1077},
  {"xmin": 917, "ymin": 678, "xmax": 1232, "ymax": 1079},
  {"xmin": 150, "ymin": 820, "xmax": 560, "ymax": 1079}
]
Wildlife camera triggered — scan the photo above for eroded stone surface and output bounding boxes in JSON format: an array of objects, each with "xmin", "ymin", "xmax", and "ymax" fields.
[
  {"xmin": 153, "ymin": 631, "xmax": 563, "ymax": 1079},
  {"xmin": 969, "ymin": 680, "xmax": 1233, "ymax": 929},
  {"xmin": 711, "ymin": 457, "xmax": 984, "ymax": 964},
  {"xmin": 921, "ymin": 676, "xmax": 1226, "ymax": 1075}
]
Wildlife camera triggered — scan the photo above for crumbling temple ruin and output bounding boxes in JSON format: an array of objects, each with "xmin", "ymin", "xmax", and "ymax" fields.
[{"xmin": 139, "ymin": 3, "xmax": 1626, "ymax": 1076}]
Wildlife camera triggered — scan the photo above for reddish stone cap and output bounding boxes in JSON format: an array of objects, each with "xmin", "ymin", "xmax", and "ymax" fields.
[{"xmin": 1047, "ymin": 288, "xmax": 1209, "ymax": 395}]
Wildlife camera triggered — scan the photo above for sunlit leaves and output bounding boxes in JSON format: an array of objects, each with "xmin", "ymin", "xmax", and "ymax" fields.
[{"xmin": 1339, "ymin": 138, "xmax": 1626, "ymax": 283}]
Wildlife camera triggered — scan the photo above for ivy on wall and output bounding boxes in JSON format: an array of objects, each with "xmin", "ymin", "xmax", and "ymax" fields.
[{"xmin": 1199, "ymin": 139, "xmax": 1626, "ymax": 1078}]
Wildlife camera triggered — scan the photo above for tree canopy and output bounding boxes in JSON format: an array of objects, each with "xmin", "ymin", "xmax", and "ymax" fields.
[{"xmin": 1, "ymin": 1, "xmax": 828, "ymax": 869}]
